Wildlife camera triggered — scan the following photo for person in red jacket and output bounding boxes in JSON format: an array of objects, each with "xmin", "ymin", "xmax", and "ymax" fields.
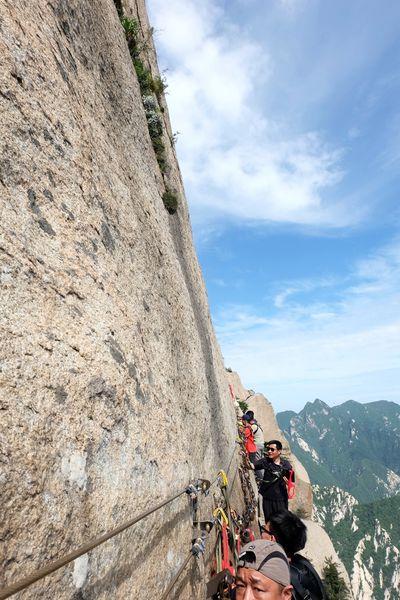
[{"xmin": 242, "ymin": 414, "xmax": 257, "ymax": 464}]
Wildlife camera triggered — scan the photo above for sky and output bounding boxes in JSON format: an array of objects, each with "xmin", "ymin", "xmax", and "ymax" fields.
[{"xmin": 147, "ymin": 0, "xmax": 400, "ymax": 412}]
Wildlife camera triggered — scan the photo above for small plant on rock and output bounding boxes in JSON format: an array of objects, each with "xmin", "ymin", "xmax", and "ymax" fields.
[
  {"xmin": 150, "ymin": 74, "xmax": 168, "ymax": 99},
  {"xmin": 238, "ymin": 400, "xmax": 249, "ymax": 413},
  {"xmin": 162, "ymin": 190, "xmax": 178, "ymax": 214},
  {"xmin": 152, "ymin": 137, "xmax": 167, "ymax": 172},
  {"xmin": 172, "ymin": 131, "xmax": 180, "ymax": 146},
  {"xmin": 294, "ymin": 507, "xmax": 309, "ymax": 519},
  {"xmin": 143, "ymin": 96, "xmax": 163, "ymax": 139},
  {"xmin": 121, "ymin": 16, "xmax": 139, "ymax": 39}
]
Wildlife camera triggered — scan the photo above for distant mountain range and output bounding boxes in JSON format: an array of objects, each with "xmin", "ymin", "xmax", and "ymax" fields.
[
  {"xmin": 277, "ymin": 399, "xmax": 400, "ymax": 600},
  {"xmin": 313, "ymin": 486, "xmax": 400, "ymax": 600},
  {"xmin": 278, "ymin": 398, "xmax": 400, "ymax": 502}
]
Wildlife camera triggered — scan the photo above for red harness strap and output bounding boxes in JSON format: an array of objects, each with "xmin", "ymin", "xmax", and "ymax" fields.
[
  {"xmin": 287, "ymin": 469, "xmax": 296, "ymax": 499},
  {"xmin": 221, "ymin": 522, "xmax": 235, "ymax": 575}
]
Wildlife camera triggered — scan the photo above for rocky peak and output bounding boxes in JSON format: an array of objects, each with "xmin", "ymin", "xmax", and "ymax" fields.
[
  {"xmin": 278, "ymin": 398, "xmax": 400, "ymax": 503},
  {"xmin": 302, "ymin": 398, "xmax": 331, "ymax": 417},
  {"xmin": 314, "ymin": 485, "xmax": 400, "ymax": 600},
  {"xmin": 313, "ymin": 398, "xmax": 331, "ymax": 410}
]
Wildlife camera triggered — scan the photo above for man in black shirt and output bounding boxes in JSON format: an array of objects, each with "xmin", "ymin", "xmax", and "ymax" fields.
[{"xmin": 254, "ymin": 440, "xmax": 293, "ymax": 523}]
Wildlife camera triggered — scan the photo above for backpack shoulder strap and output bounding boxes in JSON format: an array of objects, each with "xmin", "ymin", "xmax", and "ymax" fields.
[
  {"xmin": 292, "ymin": 555, "xmax": 326, "ymax": 600},
  {"xmin": 290, "ymin": 563, "xmax": 312, "ymax": 600}
]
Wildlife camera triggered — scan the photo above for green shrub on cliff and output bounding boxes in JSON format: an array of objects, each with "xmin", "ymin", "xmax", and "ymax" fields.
[
  {"xmin": 151, "ymin": 75, "xmax": 167, "ymax": 102},
  {"xmin": 119, "ymin": 12, "xmax": 173, "ymax": 203},
  {"xmin": 121, "ymin": 16, "xmax": 139, "ymax": 39},
  {"xmin": 162, "ymin": 191, "xmax": 178, "ymax": 214},
  {"xmin": 238, "ymin": 400, "xmax": 249, "ymax": 413},
  {"xmin": 132, "ymin": 59, "xmax": 154, "ymax": 96},
  {"xmin": 322, "ymin": 558, "xmax": 351, "ymax": 600}
]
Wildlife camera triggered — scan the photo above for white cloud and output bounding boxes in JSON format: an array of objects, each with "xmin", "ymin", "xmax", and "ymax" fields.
[
  {"xmin": 215, "ymin": 239, "xmax": 400, "ymax": 409},
  {"xmin": 348, "ymin": 127, "xmax": 361, "ymax": 140},
  {"xmin": 148, "ymin": 0, "xmax": 354, "ymax": 229},
  {"xmin": 273, "ymin": 276, "xmax": 338, "ymax": 308},
  {"xmin": 212, "ymin": 278, "xmax": 227, "ymax": 287}
]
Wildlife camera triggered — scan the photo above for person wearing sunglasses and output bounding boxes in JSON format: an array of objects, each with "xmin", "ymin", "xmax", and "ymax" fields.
[{"xmin": 253, "ymin": 440, "xmax": 293, "ymax": 523}]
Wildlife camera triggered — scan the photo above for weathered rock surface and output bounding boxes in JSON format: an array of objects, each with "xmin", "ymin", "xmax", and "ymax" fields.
[
  {"xmin": 302, "ymin": 520, "xmax": 353, "ymax": 594},
  {"xmin": 0, "ymin": 1, "xmax": 243, "ymax": 598},
  {"xmin": 227, "ymin": 371, "xmax": 313, "ymax": 518}
]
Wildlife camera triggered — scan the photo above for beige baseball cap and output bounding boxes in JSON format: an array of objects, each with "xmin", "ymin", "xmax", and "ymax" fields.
[{"xmin": 237, "ymin": 539, "xmax": 290, "ymax": 587}]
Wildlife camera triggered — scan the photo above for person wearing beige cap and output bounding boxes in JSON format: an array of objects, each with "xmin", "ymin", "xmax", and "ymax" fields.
[{"xmin": 235, "ymin": 539, "xmax": 293, "ymax": 599}]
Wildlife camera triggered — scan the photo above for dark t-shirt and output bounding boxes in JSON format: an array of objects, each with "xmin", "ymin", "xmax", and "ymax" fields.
[{"xmin": 254, "ymin": 458, "xmax": 292, "ymax": 500}]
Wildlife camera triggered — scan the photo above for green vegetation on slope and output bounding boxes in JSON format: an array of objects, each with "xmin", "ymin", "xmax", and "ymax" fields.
[
  {"xmin": 322, "ymin": 558, "xmax": 351, "ymax": 600},
  {"xmin": 277, "ymin": 399, "xmax": 400, "ymax": 502},
  {"xmin": 118, "ymin": 13, "xmax": 179, "ymax": 213},
  {"xmin": 314, "ymin": 488, "xmax": 400, "ymax": 600}
]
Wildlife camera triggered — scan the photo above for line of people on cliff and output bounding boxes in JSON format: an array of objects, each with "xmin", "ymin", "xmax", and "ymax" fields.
[{"xmin": 237, "ymin": 410, "xmax": 326, "ymax": 599}]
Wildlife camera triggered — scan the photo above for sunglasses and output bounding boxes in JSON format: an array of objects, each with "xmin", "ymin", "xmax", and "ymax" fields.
[{"xmin": 266, "ymin": 447, "xmax": 278, "ymax": 452}]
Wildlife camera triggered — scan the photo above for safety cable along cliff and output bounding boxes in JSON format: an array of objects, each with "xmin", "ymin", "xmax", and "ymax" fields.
[
  {"xmin": 0, "ymin": 443, "xmax": 241, "ymax": 600},
  {"xmin": 0, "ymin": 481, "xmax": 206, "ymax": 600}
]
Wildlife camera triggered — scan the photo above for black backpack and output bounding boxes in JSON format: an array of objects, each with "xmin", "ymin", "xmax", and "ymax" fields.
[{"xmin": 290, "ymin": 554, "xmax": 326, "ymax": 600}]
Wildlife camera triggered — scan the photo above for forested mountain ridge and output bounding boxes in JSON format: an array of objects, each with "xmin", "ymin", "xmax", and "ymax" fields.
[
  {"xmin": 278, "ymin": 399, "xmax": 400, "ymax": 599},
  {"xmin": 314, "ymin": 486, "xmax": 400, "ymax": 599},
  {"xmin": 277, "ymin": 398, "xmax": 400, "ymax": 502}
]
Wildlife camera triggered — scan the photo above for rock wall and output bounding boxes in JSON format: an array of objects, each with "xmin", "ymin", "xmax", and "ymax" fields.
[
  {"xmin": 302, "ymin": 520, "xmax": 352, "ymax": 591},
  {"xmin": 0, "ymin": 1, "xmax": 243, "ymax": 598},
  {"xmin": 227, "ymin": 371, "xmax": 313, "ymax": 518}
]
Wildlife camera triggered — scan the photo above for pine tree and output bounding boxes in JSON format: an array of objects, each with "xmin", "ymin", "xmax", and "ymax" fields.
[{"xmin": 322, "ymin": 557, "xmax": 351, "ymax": 600}]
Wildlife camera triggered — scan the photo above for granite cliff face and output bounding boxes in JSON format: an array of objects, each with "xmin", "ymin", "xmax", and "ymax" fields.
[{"xmin": 0, "ymin": 1, "xmax": 243, "ymax": 597}]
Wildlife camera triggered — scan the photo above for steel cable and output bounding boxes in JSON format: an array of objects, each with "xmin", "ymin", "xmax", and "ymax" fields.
[
  {"xmin": 159, "ymin": 551, "xmax": 193, "ymax": 600},
  {"xmin": 0, "ymin": 442, "xmax": 240, "ymax": 599},
  {"xmin": 0, "ymin": 487, "xmax": 188, "ymax": 600}
]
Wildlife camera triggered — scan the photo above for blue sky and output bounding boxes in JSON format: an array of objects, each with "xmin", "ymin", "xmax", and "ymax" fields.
[{"xmin": 148, "ymin": 0, "xmax": 400, "ymax": 411}]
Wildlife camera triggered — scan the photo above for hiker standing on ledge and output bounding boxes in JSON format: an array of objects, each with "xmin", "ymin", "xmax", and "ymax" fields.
[
  {"xmin": 245, "ymin": 410, "xmax": 265, "ymax": 482},
  {"xmin": 254, "ymin": 440, "xmax": 293, "ymax": 522},
  {"xmin": 242, "ymin": 414, "xmax": 258, "ymax": 464},
  {"xmin": 245, "ymin": 410, "xmax": 265, "ymax": 459}
]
